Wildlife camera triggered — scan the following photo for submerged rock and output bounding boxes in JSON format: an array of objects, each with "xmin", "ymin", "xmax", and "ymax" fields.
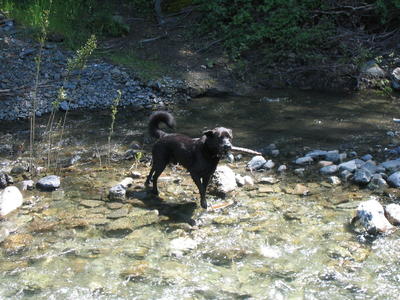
[
  {"xmin": 353, "ymin": 199, "xmax": 393, "ymax": 234},
  {"xmin": 36, "ymin": 175, "xmax": 61, "ymax": 191},
  {"xmin": 0, "ymin": 186, "xmax": 23, "ymax": 216},
  {"xmin": 385, "ymin": 203, "xmax": 400, "ymax": 225}
]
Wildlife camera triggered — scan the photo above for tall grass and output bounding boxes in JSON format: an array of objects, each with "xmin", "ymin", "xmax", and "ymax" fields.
[
  {"xmin": 108, "ymin": 90, "xmax": 121, "ymax": 165},
  {"xmin": 29, "ymin": 3, "xmax": 51, "ymax": 175}
]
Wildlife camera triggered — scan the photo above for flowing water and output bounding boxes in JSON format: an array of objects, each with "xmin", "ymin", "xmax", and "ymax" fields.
[{"xmin": 1, "ymin": 90, "xmax": 400, "ymax": 299}]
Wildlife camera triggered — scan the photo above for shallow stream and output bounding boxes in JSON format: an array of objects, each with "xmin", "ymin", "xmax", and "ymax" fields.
[{"xmin": 1, "ymin": 90, "xmax": 400, "ymax": 299}]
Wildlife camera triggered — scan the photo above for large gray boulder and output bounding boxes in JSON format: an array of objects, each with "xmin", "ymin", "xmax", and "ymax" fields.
[{"xmin": 0, "ymin": 186, "xmax": 23, "ymax": 216}]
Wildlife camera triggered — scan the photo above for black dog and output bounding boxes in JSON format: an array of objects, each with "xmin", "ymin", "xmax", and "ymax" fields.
[{"xmin": 145, "ymin": 111, "xmax": 232, "ymax": 209}]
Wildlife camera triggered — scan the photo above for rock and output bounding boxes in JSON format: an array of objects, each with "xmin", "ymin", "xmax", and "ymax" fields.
[
  {"xmin": 388, "ymin": 171, "xmax": 400, "ymax": 188},
  {"xmin": 325, "ymin": 151, "xmax": 346, "ymax": 163},
  {"xmin": 361, "ymin": 154, "xmax": 373, "ymax": 161},
  {"xmin": 287, "ymin": 184, "xmax": 309, "ymax": 196},
  {"xmin": 169, "ymin": 237, "xmax": 197, "ymax": 256},
  {"xmin": 0, "ymin": 227, "xmax": 10, "ymax": 243},
  {"xmin": 119, "ymin": 177, "xmax": 133, "ymax": 189},
  {"xmin": 353, "ymin": 199, "xmax": 393, "ymax": 234},
  {"xmin": 264, "ymin": 159, "xmax": 275, "ymax": 169},
  {"xmin": 80, "ymin": 200, "xmax": 103, "ymax": 208},
  {"xmin": 367, "ymin": 174, "xmax": 388, "ymax": 191},
  {"xmin": 360, "ymin": 161, "xmax": 379, "ymax": 174},
  {"xmin": 318, "ymin": 160, "xmax": 333, "ymax": 167},
  {"xmin": 391, "ymin": 67, "xmax": 400, "ymax": 91},
  {"xmin": 247, "ymin": 155, "xmax": 267, "ymax": 171},
  {"xmin": 36, "ymin": 175, "xmax": 61, "ymax": 191},
  {"xmin": 305, "ymin": 150, "xmax": 328, "ymax": 159},
  {"xmin": 277, "ymin": 165, "xmax": 287, "ymax": 172},
  {"xmin": 380, "ymin": 159, "xmax": 400, "ymax": 173},
  {"xmin": 108, "ymin": 184, "xmax": 126, "ymax": 201},
  {"xmin": 2, "ymin": 233, "xmax": 33, "ymax": 254},
  {"xmin": 328, "ymin": 176, "xmax": 341, "ymax": 185},
  {"xmin": 0, "ymin": 186, "xmax": 23, "ymax": 216},
  {"xmin": 294, "ymin": 168, "xmax": 305, "ymax": 176},
  {"xmin": 340, "ymin": 169, "xmax": 353, "ymax": 182},
  {"xmin": 353, "ymin": 168, "xmax": 372, "ymax": 184},
  {"xmin": 235, "ymin": 174, "xmax": 245, "ymax": 187},
  {"xmin": 130, "ymin": 171, "xmax": 142, "ymax": 179},
  {"xmin": 210, "ymin": 165, "xmax": 237, "ymax": 196},
  {"xmin": 338, "ymin": 159, "xmax": 364, "ymax": 173},
  {"xmin": 259, "ymin": 176, "xmax": 279, "ymax": 184},
  {"xmin": 18, "ymin": 180, "xmax": 34, "ymax": 191},
  {"xmin": 320, "ymin": 165, "xmax": 338, "ymax": 175},
  {"xmin": 385, "ymin": 203, "xmax": 400, "ymax": 225},
  {"xmin": 361, "ymin": 60, "xmax": 385, "ymax": 78},
  {"xmin": 226, "ymin": 152, "xmax": 235, "ymax": 163},
  {"xmin": 294, "ymin": 156, "xmax": 313, "ymax": 165},
  {"xmin": 243, "ymin": 175, "xmax": 254, "ymax": 186},
  {"xmin": 0, "ymin": 172, "xmax": 12, "ymax": 188}
]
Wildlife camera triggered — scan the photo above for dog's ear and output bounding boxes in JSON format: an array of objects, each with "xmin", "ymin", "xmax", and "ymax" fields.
[{"xmin": 203, "ymin": 130, "xmax": 214, "ymax": 138}]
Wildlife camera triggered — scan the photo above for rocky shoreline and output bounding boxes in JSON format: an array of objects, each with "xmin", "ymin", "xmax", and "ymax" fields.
[{"xmin": 0, "ymin": 23, "xmax": 189, "ymax": 121}]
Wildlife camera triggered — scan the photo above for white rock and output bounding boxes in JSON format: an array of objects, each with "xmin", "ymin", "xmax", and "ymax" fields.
[
  {"xmin": 235, "ymin": 174, "xmax": 245, "ymax": 187},
  {"xmin": 210, "ymin": 165, "xmax": 237, "ymax": 195},
  {"xmin": 243, "ymin": 175, "xmax": 254, "ymax": 186},
  {"xmin": 119, "ymin": 177, "xmax": 133, "ymax": 189},
  {"xmin": 354, "ymin": 199, "xmax": 393, "ymax": 234},
  {"xmin": 385, "ymin": 203, "xmax": 400, "ymax": 225},
  {"xmin": 0, "ymin": 186, "xmax": 23, "ymax": 216},
  {"xmin": 170, "ymin": 237, "xmax": 197, "ymax": 256}
]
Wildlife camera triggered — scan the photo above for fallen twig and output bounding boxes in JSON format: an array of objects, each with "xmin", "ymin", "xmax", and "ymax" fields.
[{"xmin": 231, "ymin": 146, "xmax": 261, "ymax": 156}]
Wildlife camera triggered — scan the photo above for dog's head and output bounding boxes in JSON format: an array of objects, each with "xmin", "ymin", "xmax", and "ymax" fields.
[{"xmin": 203, "ymin": 127, "xmax": 233, "ymax": 156}]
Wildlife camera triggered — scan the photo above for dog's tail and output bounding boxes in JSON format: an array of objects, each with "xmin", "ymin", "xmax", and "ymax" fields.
[{"xmin": 148, "ymin": 111, "xmax": 176, "ymax": 139}]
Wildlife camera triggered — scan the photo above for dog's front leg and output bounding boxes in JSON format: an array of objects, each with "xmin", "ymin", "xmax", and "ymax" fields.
[{"xmin": 191, "ymin": 174, "xmax": 207, "ymax": 209}]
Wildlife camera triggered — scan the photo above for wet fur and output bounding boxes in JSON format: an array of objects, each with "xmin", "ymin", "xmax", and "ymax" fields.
[{"xmin": 145, "ymin": 111, "xmax": 232, "ymax": 209}]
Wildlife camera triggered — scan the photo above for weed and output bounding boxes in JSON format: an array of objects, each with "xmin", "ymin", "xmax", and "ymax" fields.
[{"xmin": 108, "ymin": 90, "xmax": 122, "ymax": 164}]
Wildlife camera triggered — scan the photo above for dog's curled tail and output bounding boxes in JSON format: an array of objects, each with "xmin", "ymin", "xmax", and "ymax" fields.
[{"xmin": 148, "ymin": 111, "xmax": 176, "ymax": 139}]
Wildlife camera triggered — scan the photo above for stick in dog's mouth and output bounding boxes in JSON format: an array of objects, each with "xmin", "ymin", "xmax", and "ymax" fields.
[{"xmin": 230, "ymin": 146, "xmax": 261, "ymax": 156}]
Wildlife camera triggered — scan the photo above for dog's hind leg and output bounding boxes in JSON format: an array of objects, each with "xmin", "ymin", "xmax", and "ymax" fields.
[{"xmin": 150, "ymin": 163, "xmax": 167, "ymax": 196}]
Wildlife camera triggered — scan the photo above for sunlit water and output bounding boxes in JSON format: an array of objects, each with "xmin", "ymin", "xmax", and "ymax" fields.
[{"xmin": 1, "ymin": 90, "xmax": 400, "ymax": 299}]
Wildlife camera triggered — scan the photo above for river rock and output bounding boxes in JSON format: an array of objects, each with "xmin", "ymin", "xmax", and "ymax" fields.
[
  {"xmin": 320, "ymin": 165, "xmax": 338, "ymax": 175},
  {"xmin": 18, "ymin": 180, "xmax": 34, "ymax": 191},
  {"xmin": 328, "ymin": 176, "xmax": 341, "ymax": 185},
  {"xmin": 338, "ymin": 159, "xmax": 364, "ymax": 173},
  {"xmin": 353, "ymin": 168, "xmax": 372, "ymax": 184},
  {"xmin": 0, "ymin": 186, "xmax": 23, "ymax": 216},
  {"xmin": 259, "ymin": 176, "xmax": 279, "ymax": 184},
  {"xmin": 294, "ymin": 156, "xmax": 313, "ymax": 165},
  {"xmin": 169, "ymin": 237, "xmax": 197, "ymax": 257},
  {"xmin": 325, "ymin": 151, "xmax": 346, "ymax": 163},
  {"xmin": 305, "ymin": 150, "xmax": 328, "ymax": 159},
  {"xmin": 387, "ymin": 171, "xmax": 400, "ymax": 188},
  {"xmin": 353, "ymin": 199, "xmax": 393, "ymax": 234},
  {"xmin": 277, "ymin": 165, "xmax": 287, "ymax": 172},
  {"xmin": 361, "ymin": 60, "xmax": 385, "ymax": 78},
  {"xmin": 0, "ymin": 172, "xmax": 12, "ymax": 188},
  {"xmin": 36, "ymin": 175, "xmax": 61, "ymax": 191},
  {"xmin": 385, "ymin": 203, "xmax": 400, "ymax": 225},
  {"xmin": 210, "ymin": 165, "xmax": 237, "ymax": 196},
  {"xmin": 108, "ymin": 184, "xmax": 126, "ymax": 201},
  {"xmin": 367, "ymin": 174, "xmax": 388, "ymax": 191},
  {"xmin": 361, "ymin": 154, "xmax": 373, "ymax": 161},
  {"xmin": 340, "ymin": 169, "xmax": 353, "ymax": 182},
  {"xmin": 235, "ymin": 174, "xmax": 245, "ymax": 187},
  {"xmin": 243, "ymin": 175, "xmax": 254, "ymax": 186},
  {"xmin": 247, "ymin": 155, "xmax": 267, "ymax": 171},
  {"xmin": 391, "ymin": 67, "xmax": 400, "ymax": 90},
  {"xmin": 0, "ymin": 227, "xmax": 10, "ymax": 243},
  {"xmin": 380, "ymin": 159, "xmax": 400, "ymax": 173}
]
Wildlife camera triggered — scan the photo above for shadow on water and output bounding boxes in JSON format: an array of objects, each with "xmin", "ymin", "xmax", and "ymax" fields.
[{"xmin": 127, "ymin": 189, "xmax": 197, "ymax": 225}]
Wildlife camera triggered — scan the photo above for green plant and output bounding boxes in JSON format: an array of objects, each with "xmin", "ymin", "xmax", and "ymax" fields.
[
  {"xmin": 108, "ymin": 90, "xmax": 122, "ymax": 164},
  {"xmin": 29, "ymin": 2, "xmax": 51, "ymax": 175}
]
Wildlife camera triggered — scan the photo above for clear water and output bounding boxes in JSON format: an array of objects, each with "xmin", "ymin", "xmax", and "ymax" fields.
[{"xmin": 1, "ymin": 90, "xmax": 400, "ymax": 299}]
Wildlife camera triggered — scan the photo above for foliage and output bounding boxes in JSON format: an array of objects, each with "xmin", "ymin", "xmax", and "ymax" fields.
[
  {"xmin": 194, "ymin": 0, "xmax": 332, "ymax": 58},
  {"xmin": 194, "ymin": 0, "xmax": 400, "ymax": 59},
  {"xmin": 0, "ymin": 0, "xmax": 126, "ymax": 48}
]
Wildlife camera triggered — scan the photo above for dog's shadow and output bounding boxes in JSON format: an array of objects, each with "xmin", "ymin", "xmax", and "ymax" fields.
[{"xmin": 127, "ymin": 189, "xmax": 197, "ymax": 226}]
